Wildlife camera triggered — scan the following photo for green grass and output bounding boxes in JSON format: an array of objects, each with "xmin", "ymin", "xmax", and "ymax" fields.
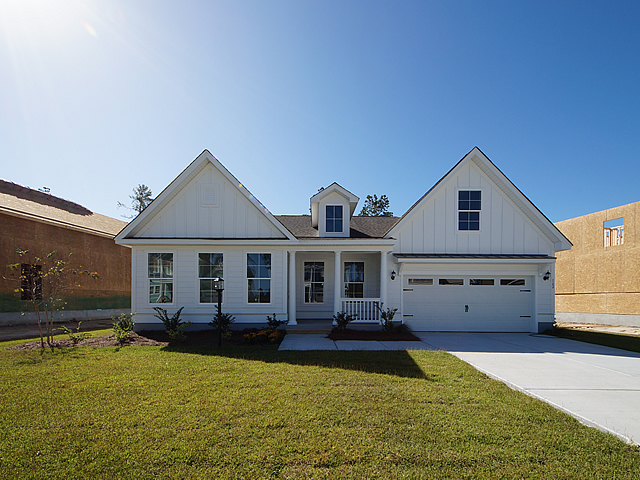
[
  {"xmin": 1, "ymin": 336, "xmax": 639, "ymax": 479},
  {"xmin": 552, "ymin": 326, "xmax": 640, "ymax": 354}
]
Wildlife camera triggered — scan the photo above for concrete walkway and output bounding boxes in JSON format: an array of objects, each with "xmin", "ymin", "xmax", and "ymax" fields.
[{"xmin": 279, "ymin": 332, "xmax": 640, "ymax": 445}]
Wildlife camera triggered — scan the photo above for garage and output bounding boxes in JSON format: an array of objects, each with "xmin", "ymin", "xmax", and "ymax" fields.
[{"xmin": 402, "ymin": 275, "xmax": 533, "ymax": 332}]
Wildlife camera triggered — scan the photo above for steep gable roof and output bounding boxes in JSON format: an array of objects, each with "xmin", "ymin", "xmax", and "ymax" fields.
[
  {"xmin": 115, "ymin": 150, "xmax": 295, "ymax": 241},
  {"xmin": 386, "ymin": 147, "xmax": 572, "ymax": 251},
  {"xmin": 310, "ymin": 182, "xmax": 360, "ymax": 228},
  {"xmin": 0, "ymin": 179, "xmax": 126, "ymax": 238}
]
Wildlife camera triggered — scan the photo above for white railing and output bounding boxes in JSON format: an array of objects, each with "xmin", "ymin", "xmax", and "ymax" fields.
[
  {"xmin": 604, "ymin": 226, "xmax": 624, "ymax": 247},
  {"xmin": 341, "ymin": 298, "xmax": 380, "ymax": 322}
]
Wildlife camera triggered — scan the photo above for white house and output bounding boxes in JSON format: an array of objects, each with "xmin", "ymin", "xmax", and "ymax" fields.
[{"xmin": 115, "ymin": 147, "xmax": 572, "ymax": 333}]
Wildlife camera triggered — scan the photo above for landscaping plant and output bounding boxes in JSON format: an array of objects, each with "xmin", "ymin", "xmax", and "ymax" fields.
[
  {"xmin": 112, "ymin": 312, "xmax": 136, "ymax": 345},
  {"xmin": 266, "ymin": 313, "xmax": 288, "ymax": 329},
  {"xmin": 58, "ymin": 321, "xmax": 91, "ymax": 345},
  {"xmin": 332, "ymin": 311, "xmax": 355, "ymax": 333},
  {"xmin": 152, "ymin": 306, "xmax": 191, "ymax": 341},
  {"xmin": 375, "ymin": 302, "xmax": 399, "ymax": 333},
  {"xmin": 208, "ymin": 312, "xmax": 236, "ymax": 339}
]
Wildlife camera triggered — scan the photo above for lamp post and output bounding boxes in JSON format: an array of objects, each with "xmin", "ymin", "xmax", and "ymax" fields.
[{"xmin": 213, "ymin": 277, "xmax": 224, "ymax": 347}]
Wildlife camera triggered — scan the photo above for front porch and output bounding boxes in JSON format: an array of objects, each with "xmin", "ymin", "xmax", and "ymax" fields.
[{"xmin": 287, "ymin": 249, "xmax": 392, "ymax": 325}]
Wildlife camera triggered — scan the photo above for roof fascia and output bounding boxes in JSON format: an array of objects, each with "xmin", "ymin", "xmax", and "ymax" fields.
[{"xmin": 116, "ymin": 237, "xmax": 396, "ymax": 248}]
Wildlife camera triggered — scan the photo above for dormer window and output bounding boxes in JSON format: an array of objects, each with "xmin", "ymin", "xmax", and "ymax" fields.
[
  {"xmin": 326, "ymin": 205, "xmax": 343, "ymax": 233},
  {"xmin": 458, "ymin": 190, "xmax": 481, "ymax": 231}
]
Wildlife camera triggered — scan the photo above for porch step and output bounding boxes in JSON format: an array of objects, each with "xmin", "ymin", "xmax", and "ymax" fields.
[{"xmin": 286, "ymin": 320, "xmax": 333, "ymax": 335}]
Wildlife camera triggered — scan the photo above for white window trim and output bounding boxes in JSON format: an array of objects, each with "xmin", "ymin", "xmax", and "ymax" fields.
[
  {"xmin": 245, "ymin": 251, "xmax": 274, "ymax": 306},
  {"xmin": 303, "ymin": 261, "xmax": 325, "ymax": 304},
  {"xmin": 325, "ymin": 204, "xmax": 345, "ymax": 234},
  {"xmin": 146, "ymin": 250, "xmax": 176, "ymax": 306},
  {"xmin": 195, "ymin": 251, "xmax": 225, "ymax": 307},
  {"xmin": 455, "ymin": 187, "xmax": 484, "ymax": 234}
]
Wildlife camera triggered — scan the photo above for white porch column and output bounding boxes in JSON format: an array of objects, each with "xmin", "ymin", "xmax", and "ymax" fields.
[
  {"xmin": 380, "ymin": 251, "xmax": 388, "ymax": 308},
  {"xmin": 288, "ymin": 251, "xmax": 297, "ymax": 325},
  {"xmin": 334, "ymin": 250, "xmax": 341, "ymax": 315}
]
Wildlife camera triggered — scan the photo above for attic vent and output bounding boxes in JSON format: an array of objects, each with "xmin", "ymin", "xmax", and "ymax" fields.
[{"xmin": 201, "ymin": 184, "xmax": 219, "ymax": 207}]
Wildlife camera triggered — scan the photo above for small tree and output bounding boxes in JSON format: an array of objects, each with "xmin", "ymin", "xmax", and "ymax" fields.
[
  {"xmin": 6, "ymin": 249, "xmax": 99, "ymax": 350},
  {"xmin": 117, "ymin": 184, "xmax": 153, "ymax": 219},
  {"xmin": 359, "ymin": 194, "xmax": 393, "ymax": 216}
]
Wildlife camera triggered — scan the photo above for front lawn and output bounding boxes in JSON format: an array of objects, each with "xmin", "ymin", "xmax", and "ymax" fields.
[{"xmin": 1, "ymin": 334, "xmax": 639, "ymax": 478}]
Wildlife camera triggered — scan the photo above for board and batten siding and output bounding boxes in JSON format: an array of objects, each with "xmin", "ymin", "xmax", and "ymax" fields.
[
  {"xmin": 393, "ymin": 162, "xmax": 554, "ymax": 256},
  {"xmin": 138, "ymin": 163, "xmax": 286, "ymax": 239},
  {"xmin": 131, "ymin": 246, "xmax": 288, "ymax": 326}
]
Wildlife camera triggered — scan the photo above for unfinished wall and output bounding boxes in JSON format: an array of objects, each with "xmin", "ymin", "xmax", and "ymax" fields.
[
  {"xmin": 555, "ymin": 201, "xmax": 640, "ymax": 326},
  {"xmin": 0, "ymin": 213, "xmax": 131, "ymax": 323}
]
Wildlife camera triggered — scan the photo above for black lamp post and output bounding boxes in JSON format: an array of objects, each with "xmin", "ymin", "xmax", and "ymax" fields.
[{"xmin": 213, "ymin": 277, "xmax": 224, "ymax": 347}]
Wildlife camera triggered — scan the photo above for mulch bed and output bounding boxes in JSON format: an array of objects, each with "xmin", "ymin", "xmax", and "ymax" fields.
[
  {"xmin": 327, "ymin": 328, "xmax": 421, "ymax": 342},
  {"xmin": 6, "ymin": 329, "xmax": 280, "ymax": 351}
]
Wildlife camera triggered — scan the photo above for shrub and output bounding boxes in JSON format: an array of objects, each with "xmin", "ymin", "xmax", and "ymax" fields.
[
  {"xmin": 332, "ymin": 311, "xmax": 355, "ymax": 333},
  {"xmin": 112, "ymin": 312, "xmax": 136, "ymax": 345},
  {"xmin": 266, "ymin": 313, "xmax": 288, "ymax": 329},
  {"xmin": 58, "ymin": 322, "xmax": 91, "ymax": 345},
  {"xmin": 375, "ymin": 302, "xmax": 399, "ymax": 333},
  {"xmin": 208, "ymin": 312, "xmax": 236, "ymax": 339},
  {"xmin": 153, "ymin": 306, "xmax": 191, "ymax": 341},
  {"xmin": 243, "ymin": 328, "xmax": 285, "ymax": 345}
]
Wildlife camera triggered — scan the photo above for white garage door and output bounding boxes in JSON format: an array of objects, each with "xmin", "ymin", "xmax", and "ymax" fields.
[{"xmin": 402, "ymin": 276, "xmax": 532, "ymax": 332}]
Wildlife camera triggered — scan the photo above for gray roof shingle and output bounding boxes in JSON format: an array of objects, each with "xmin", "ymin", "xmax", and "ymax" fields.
[{"xmin": 275, "ymin": 215, "xmax": 399, "ymax": 239}]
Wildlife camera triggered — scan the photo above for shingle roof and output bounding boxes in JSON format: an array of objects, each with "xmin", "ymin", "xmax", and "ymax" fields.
[
  {"xmin": 275, "ymin": 215, "xmax": 400, "ymax": 239},
  {"xmin": 0, "ymin": 179, "xmax": 127, "ymax": 237}
]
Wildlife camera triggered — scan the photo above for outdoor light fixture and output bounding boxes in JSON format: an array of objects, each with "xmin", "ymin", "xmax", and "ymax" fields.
[
  {"xmin": 542, "ymin": 271, "xmax": 551, "ymax": 281},
  {"xmin": 214, "ymin": 277, "xmax": 225, "ymax": 347},
  {"xmin": 390, "ymin": 270, "xmax": 396, "ymax": 280}
]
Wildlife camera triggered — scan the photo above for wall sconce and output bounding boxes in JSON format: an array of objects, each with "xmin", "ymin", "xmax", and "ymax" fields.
[
  {"xmin": 390, "ymin": 270, "xmax": 396, "ymax": 280},
  {"xmin": 542, "ymin": 271, "xmax": 551, "ymax": 281}
]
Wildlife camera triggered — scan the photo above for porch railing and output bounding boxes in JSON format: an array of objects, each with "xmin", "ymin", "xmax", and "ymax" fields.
[{"xmin": 341, "ymin": 298, "xmax": 380, "ymax": 322}]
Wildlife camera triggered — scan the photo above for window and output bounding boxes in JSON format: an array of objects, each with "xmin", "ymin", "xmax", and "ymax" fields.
[
  {"xmin": 500, "ymin": 279, "xmax": 525, "ymax": 286},
  {"xmin": 439, "ymin": 278, "xmax": 464, "ymax": 285},
  {"xmin": 408, "ymin": 278, "xmax": 433, "ymax": 286},
  {"xmin": 470, "ymin": 279, "xmax": 494, "ymax": 286},
  {"xmin": 604, "ymin": 218, "xmax": 624, "ymax": 247},
  {"xmin": 326, "ymin": 205, "xmax": 343, "ymax": 233},
  {"xmin": 247, "ymin": 253, "xmax": 271, "ymax": 303},
  {"xmin": 458, "ymin": 190, "xmax": 481, "ymax": 231},
  {"xmin": 344, "ymin": 262, "xmax": 364, "ymax": 298},
  {"xmin": 198, "ymin": 253, "xmax": 223, "ymax": 303},
  {"xmin": 20, "ymin": 264, "xmax": 42, "ymax": 301},
  {"xmin": 148, "ymin": 253, "xmax": 173, "ymax": 303},
  {"xmin": 304, "ymin": 262, "xmax": 324, "ymax": 303}
]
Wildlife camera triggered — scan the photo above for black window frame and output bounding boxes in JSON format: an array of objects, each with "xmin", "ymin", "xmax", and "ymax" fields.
[{"xmin": 458, "ymin": 190, "xmax": 481, "ymax": 231}]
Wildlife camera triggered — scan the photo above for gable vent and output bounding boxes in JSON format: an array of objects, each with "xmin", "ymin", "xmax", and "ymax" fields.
[{"xmin": 201, "ymin": 184, "xmax": 219, "ymax": 207}]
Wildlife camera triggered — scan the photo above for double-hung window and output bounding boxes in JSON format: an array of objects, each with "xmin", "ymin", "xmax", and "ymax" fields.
[
  {"xmin": 458, "ymin": 190, "xmax": 481, "ymax": 231},
  {"xmin": 326, "ymin": 205, "xmax": 343, "ymax": 233},
  {"xmin": 148, "ymin": 253, "xmax": 173, "ymax": 303},
  {"xmin": 304, "ymin": 262, "xmax": 324, "ymax": 303},
  {"xmin": 198, "ymin": 253, "xmax": 223, "ymax": 303},
  {"xmin": 344, "ymin": 261, "xmax": 364, "ymax": 298},
  {"xmin": 247, "ymin": 253, "xmax": 271, "ymax": 303}
]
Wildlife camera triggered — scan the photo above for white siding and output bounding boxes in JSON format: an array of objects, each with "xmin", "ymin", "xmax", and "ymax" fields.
[
  {"xmin": 136, "ymin": 163, "xmax": 286, "ymax": 239},
  {"xmin": 393, "ymin": 162, "xmax": 554, "ymax": 256}
]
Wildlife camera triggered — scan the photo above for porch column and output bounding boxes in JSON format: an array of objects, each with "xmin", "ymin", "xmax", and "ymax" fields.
[
  {"xmin": 334, "ymin": 250, "xmax": 341, "ymax": 315},
  {"xmin": 380, "ymin": 251, "xmax": 388, "ymax": 308},
  {"xmin": 288, "ymin": 251, "xmax": 297, "ymax": 325}
]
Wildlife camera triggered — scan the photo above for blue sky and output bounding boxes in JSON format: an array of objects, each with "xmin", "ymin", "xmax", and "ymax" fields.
[{"xmin": 1, "ymin": 0, "xmax": 639, "ymax": 223}]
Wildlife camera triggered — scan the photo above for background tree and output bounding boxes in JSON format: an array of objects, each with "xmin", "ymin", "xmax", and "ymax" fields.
[
  {"xmin": 359, "ymin": 194, "xmax": 393, "ymax": 216},
  {"xmin": 6, "ymin": 249, "xmax": 99, "ymax": 350},
  {"xmin": 117, "ymin": 184, "xmax": 153, "ymax": 219}
]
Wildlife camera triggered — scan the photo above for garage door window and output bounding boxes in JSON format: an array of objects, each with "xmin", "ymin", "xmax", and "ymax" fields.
[
  {"xmin": 470, "ymin": 279, "xmax": 494, "ymax": 286},
  {"xmin": 500, "ymin": 279, "xmax": 525, "ymax": 286},
  {"xmin": 408, "ymin": 278, "xmax": 433, "ymax": 286},
  {"xmin": 439, "ymin": 278, "xmax": 464, "ymax": 285}
]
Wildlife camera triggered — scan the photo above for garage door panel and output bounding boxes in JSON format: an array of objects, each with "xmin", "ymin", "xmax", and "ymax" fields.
[{"xmin": 403, "ymin": 275, "xmax": 532, "ymax": 332}]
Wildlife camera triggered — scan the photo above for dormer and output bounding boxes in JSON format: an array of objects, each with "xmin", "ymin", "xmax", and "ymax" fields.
[{"xmin": 310, "ymin": 183, "xmax": 359, "ymax": 237}]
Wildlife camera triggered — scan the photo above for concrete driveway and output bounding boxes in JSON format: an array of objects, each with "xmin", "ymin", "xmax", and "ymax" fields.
[{"xmin": 417, "ymin": 332, "xmax": 640, "ymax": 445}]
